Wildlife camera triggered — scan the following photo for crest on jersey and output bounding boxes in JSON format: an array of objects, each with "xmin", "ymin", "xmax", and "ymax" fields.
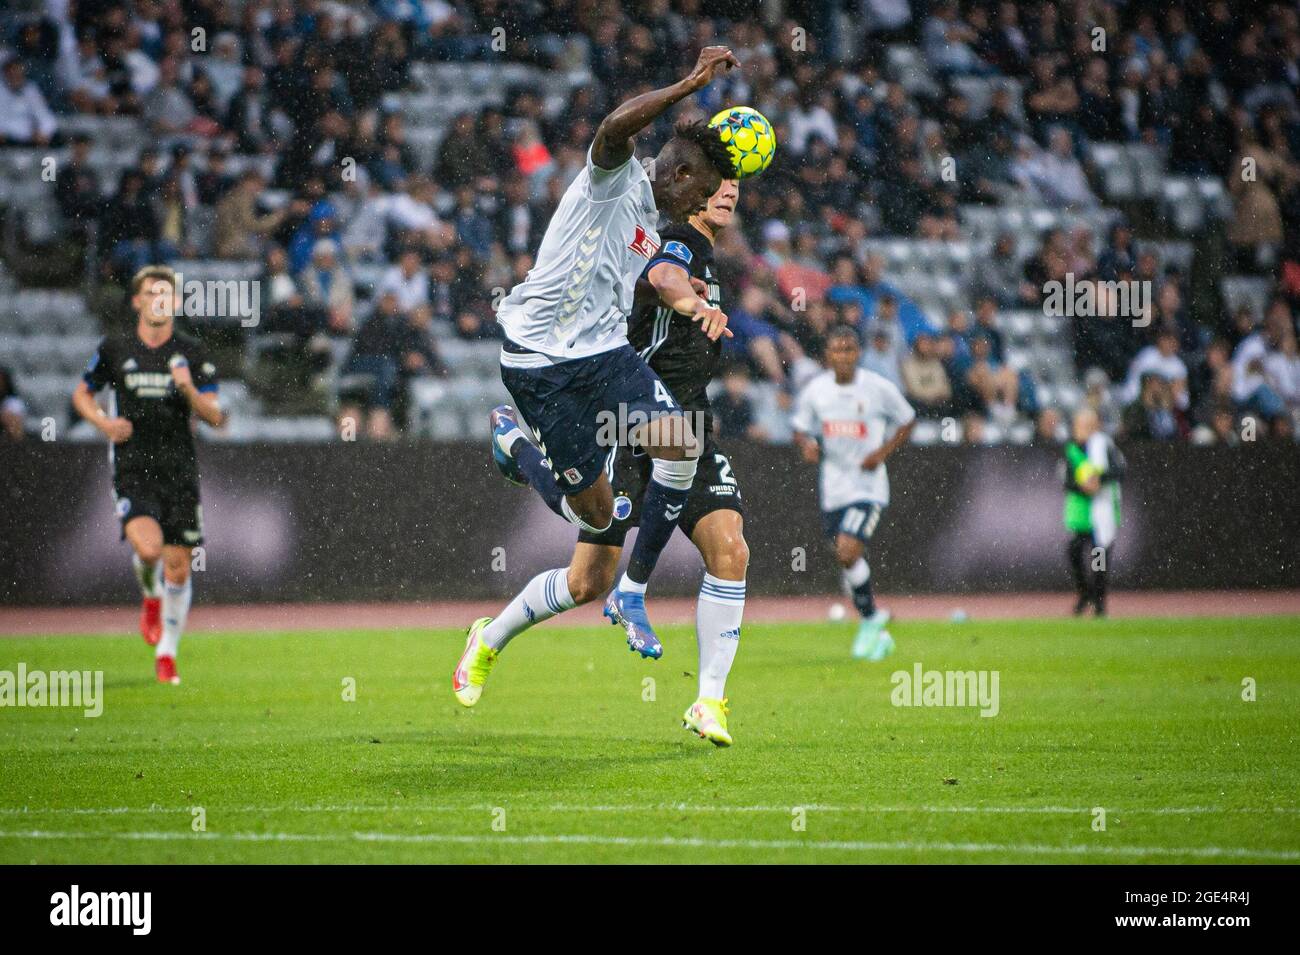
[
  {"xmin": 663, "ymin": 240, "xmax": 693, "ymax": 265},
  {"xmin": 115, "ymin": 497, "xmax": 131, "ymax": 518},
  {"xmin": 613, "ymin": 495, "xmax": 633, "ymax": 520},
  {"xmin": 563, "ymin": 467, "xmax": 583, "ymax": 485},
  {"xmin": 628, "ymin": 225, "xmax": 659, "ymax": 259}
]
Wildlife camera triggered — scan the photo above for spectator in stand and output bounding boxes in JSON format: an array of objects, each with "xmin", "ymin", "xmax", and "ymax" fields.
[
  {"xmin": 1095, "ymin": 223, "xmax": 1135, "ymax": 283},
  {"xmin": 141, "ymin": 56, "xmax": 198, "ymax": 139},
  {"xmin": 901, "ymin": 332, "xmax": 954, "ymax": 417},
  {"xmin": 101, "ymin": 168, "xmax": 161, "ymax": 275},
  {"xmin": 299, "ymin": 240, "xmax": 356, "ymax": 338},
  {"xmin": 1122, "ymin": 329, "xmax": 1190, "ymax": 411},
  {"xmin": 923, "ymin": 1, "xmax": 991, "ymax": 77},
  {"xmin": 971, "ymin": 232, "xmax": 1030, "ymax": 307},
  {"xmin": 0, "ymin": 58, "xmax": 58, "ymax": 147},
  {"xmin": 214, "ymin": 170, "xmax": 287, "ymax": 259},
  {"xmin": 1082, "ymin": 367, "xmax": 1122, "ymax": 434},
  {"xmin": 713, "ymin": 364, "xmax": 768, "ymax": 443},
  {"xmin": 1191, "ymin": 401, "xmax": 1243, "ymax": 446},
  {"xmin": 154, "ymin": 173, "xmax": 192, "ymax": 260},
  {"xmin": 55, "ymin": 133, "xmax": 101, "ymax": 239},
  {"xmin": 1034, "ymin": 406, "xmax": 1065, "ymax": 445},
  {"xmin": 1228, "ymin": 127, "xmax": 1300, "ymax": 272},
  {"xmin": 1122, "ymin": 373, "xmax": 1183, "ymax": 441},
  {"xmin": 196, "ymin": 144, "xmax": 236, "ymax": 205},
  {"xmin": 379, "ymin": 247, "xmax": 430, "ymax": 317},
  {"xmin": 339, "ymin": 290, "xmax": 442, "ymax": 440},
  {"xmin": 1016, "ymin": 127, "xmax": 1098, "ymax": 208},
  {"xmin": 1231, "ymin": 302, "xmax": 1297, "ymax": 430},
  {"xmin": 0, "ymin": 366, "xmax": 26, "ymax": 441},
  {"xmin": 862, "ymin": 326, "xmax": 904, "ymax": 389},
  {"xmin": 435, "ymin": 113, "xmax": 491, "ymax": 190},
  {"xmin": 966, "ymin": 331, "xmax": 1020, "ymax": 424}
]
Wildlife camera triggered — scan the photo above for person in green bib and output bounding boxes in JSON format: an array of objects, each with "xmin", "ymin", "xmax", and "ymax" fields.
[{"xmin": 1062, "ymin": 408, "xmax": 1125, "ymax": 616}]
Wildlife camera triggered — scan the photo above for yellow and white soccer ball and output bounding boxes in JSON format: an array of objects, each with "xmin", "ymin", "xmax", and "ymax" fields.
[{"xmin": 709, "ymin": 105, "xmax": 776, "ymax": 178}]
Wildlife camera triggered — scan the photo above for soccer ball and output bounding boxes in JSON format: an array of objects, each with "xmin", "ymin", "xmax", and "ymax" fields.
[{"xmin": 708, "ymin": 106, "xmax": 776, "ymax": 179}]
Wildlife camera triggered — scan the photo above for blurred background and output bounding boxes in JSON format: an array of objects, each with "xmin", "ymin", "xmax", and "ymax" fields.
[{"xmin": 1, "ymin": 1, "xmax": 1298, "ymax": 606}]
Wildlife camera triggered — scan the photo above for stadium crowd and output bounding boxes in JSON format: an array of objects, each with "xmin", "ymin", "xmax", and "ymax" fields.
[{"xmin": 1, "ymin": 0, "xmax": 1299, "ymax": 444}]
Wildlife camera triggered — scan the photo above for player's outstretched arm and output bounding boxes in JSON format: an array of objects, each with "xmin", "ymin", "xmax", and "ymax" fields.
[
  {"xmin": 591, "ymin": 45, "xmax": 738, "ymax": 170},
  {"xmin": 71, "ymin": 381, "xmax": 132, "ymax": 443},
  {"xmin": 793, "ymin": 431, "xmax": 820, "ymax": 464},
  {"xmin": 645, "ymin": 261, "xmax": 732, "ymax": 340},
  {"xmin": 862, "ymin": 419, "xmax": 915, "ymax": 471}
]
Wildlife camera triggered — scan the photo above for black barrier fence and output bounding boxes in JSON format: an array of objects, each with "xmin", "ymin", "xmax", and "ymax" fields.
[{"xmin": 1, "ymin": 441, "xmax": 1297, "ymax": 606}]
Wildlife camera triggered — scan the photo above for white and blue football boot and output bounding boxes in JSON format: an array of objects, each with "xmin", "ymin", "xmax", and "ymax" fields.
[
  {"xmin": 603, "ymin": 588, "xmax": 664, "ymax": 660},
  {"xmin": 488, "ymin": 405, "xmax": 528, "ymax": 487}
]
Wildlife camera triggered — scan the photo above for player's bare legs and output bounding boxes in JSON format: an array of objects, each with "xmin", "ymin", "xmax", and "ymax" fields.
[{"xmin": 124, "ymin": 517, "xmax": 164, "ymax": 646}]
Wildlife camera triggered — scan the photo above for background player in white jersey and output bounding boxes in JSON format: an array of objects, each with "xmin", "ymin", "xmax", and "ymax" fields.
[
  {"xmin": 793, "ymin": 325, "xmax": 915, "ymax": 661},
  {"xmin": 453, "ymin": 47, "xmax": 742, "ymax": 707}
]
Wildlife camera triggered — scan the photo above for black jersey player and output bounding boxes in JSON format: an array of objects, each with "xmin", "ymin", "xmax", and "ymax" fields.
[
  {"xmin": 72, "ymin": 266, "xmax": 224, "ymax": 685},
  {"xmin": 469, "ymin": 178, "xmax": 750, "ymax": 746}
]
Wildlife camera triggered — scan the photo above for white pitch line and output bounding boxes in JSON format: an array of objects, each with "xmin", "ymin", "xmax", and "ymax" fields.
[
  {"xmin": 0, "ymin": 803, "xmax": 1298, "ymax": 817},
  {"xmin": 0, "ymin": 829, "xmax": 1297, "ymax": 860}
]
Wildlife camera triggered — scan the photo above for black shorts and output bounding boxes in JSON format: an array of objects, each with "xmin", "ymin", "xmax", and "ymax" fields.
[
  {"xmin": 577, "ymin": 436, "xmax": 744, "ymax": 547},
  {"xmin": 113, "ymin": 477, "xmax": 204, "ymax": 548},
  {"xmin": 499, "ymin": 342, "xmax": 681, "ymax": 494}
]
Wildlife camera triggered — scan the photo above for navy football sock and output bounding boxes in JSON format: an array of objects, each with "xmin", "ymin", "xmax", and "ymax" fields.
[
  {"xmin": 851, "ymin": 580, "xmax": 876, "ymax": 618},
  {"xmin": 625, "ymin": 479, "xmax": 691, "ymax": 585},
  {"xmin": 844, "ymin": 557, "xmax": 876, "ymax": 617},
  {"xmin": 512, "ymin": 439, "xmax": 565, "ymax": 516}
]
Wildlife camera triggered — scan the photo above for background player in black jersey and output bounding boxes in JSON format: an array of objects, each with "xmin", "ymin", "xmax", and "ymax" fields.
[
  {"xmin": 471, "ymin": 179, "xmax": 749, "ymax": 746},
  {"xmin": 72, "ymin": 266, "xmax": 224, "ymax": 685}
]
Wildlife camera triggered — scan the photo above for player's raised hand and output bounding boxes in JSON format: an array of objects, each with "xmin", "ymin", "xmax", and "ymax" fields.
[
  {"xmin": 691, "ymin": 300, "xmax": 733, "ymax": 340},
  {"xmin": 685, "ymin": 46, "xmax": 739, "ymax": 91},
  {"xmin": 102, "ymin": 417, "xmax": 133, "ymax": 444}
]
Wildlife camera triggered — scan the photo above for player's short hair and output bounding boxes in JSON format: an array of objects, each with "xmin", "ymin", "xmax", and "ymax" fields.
[
  {"xmin": 668, "ymin": 118, "xmax": 737, "ymax": 182},
  {"xmin": 826, "ymin": 323, "xmax": 861, "ymax": 346},
  {"xmin": 131, "ymin": 265, "xmax": 177, "ymax": 296}
]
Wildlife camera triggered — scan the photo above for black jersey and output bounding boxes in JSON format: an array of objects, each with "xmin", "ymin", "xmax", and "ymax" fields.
[
  {"xmin": 629, "ymin": 222, "xmax": 721, "ymax": 425},
  {"xmin": 82, "ymin": 329, "xmax": 219, "ymax": 487}
]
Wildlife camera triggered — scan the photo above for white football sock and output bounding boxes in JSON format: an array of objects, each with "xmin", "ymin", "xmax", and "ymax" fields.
[
  {"xmin": 133, "ymin": 554, "xmax": 162, "ymax": 598},
  {"xmin": 157, "ymin": 574, "xmax": 192, "ymax": 659},
  {"xmin": 696, "ymin": 573, "xmax": 744, "ymax": 700},
  {"xmin": 616, "ymin": 574, "xmax": 647, "ymax": 595},
  {"xmin": 482, "ymin": 568, "xmax": 575, "ymax": 651},
  {"xmin": 844, "ymin": 557, "xmax": 870, "ymax": 588}
]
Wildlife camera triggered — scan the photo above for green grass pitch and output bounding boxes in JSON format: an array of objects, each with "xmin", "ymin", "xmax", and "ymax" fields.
[{"xmin": 1, "ymin": 615, "xmax": 1298, "ymax": 864}]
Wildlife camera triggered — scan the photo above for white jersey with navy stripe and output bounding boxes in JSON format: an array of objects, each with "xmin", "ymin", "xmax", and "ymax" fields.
[
  {"xmin": 497, "ymin": 146, "xmax": 660, "ymax": 362},
  {"xmin": 792, "ymin": 367, "xmax": 916, "ymax": 511}
]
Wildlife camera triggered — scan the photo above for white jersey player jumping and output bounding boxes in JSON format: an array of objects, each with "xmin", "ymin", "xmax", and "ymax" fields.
[
  {"xmin": 793, "ymin": 324, "xmax": 916, "ymax": 660},
  {"xmin": 454, "ymin": 46, "xmax": 742, "ymax": 710}
]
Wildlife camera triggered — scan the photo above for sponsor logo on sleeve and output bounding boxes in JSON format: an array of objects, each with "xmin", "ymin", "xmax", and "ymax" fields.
[{"xmin": 663, "ymin": 240, "xmax": 693, "ymax": 264}]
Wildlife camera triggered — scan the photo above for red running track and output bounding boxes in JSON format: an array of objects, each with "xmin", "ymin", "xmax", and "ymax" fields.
[{"xmin": 2, "ymin": 590, "xmax": 1298, "ymax": 636}]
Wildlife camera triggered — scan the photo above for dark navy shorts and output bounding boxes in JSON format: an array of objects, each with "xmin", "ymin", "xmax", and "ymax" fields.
[
  {"xmin": 821, "ymin": 501, "xmax": 884, "ymax": 544},
  {"xmin": 500, "ymin": 342, "xmax": 681, "ymax": 494}
]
